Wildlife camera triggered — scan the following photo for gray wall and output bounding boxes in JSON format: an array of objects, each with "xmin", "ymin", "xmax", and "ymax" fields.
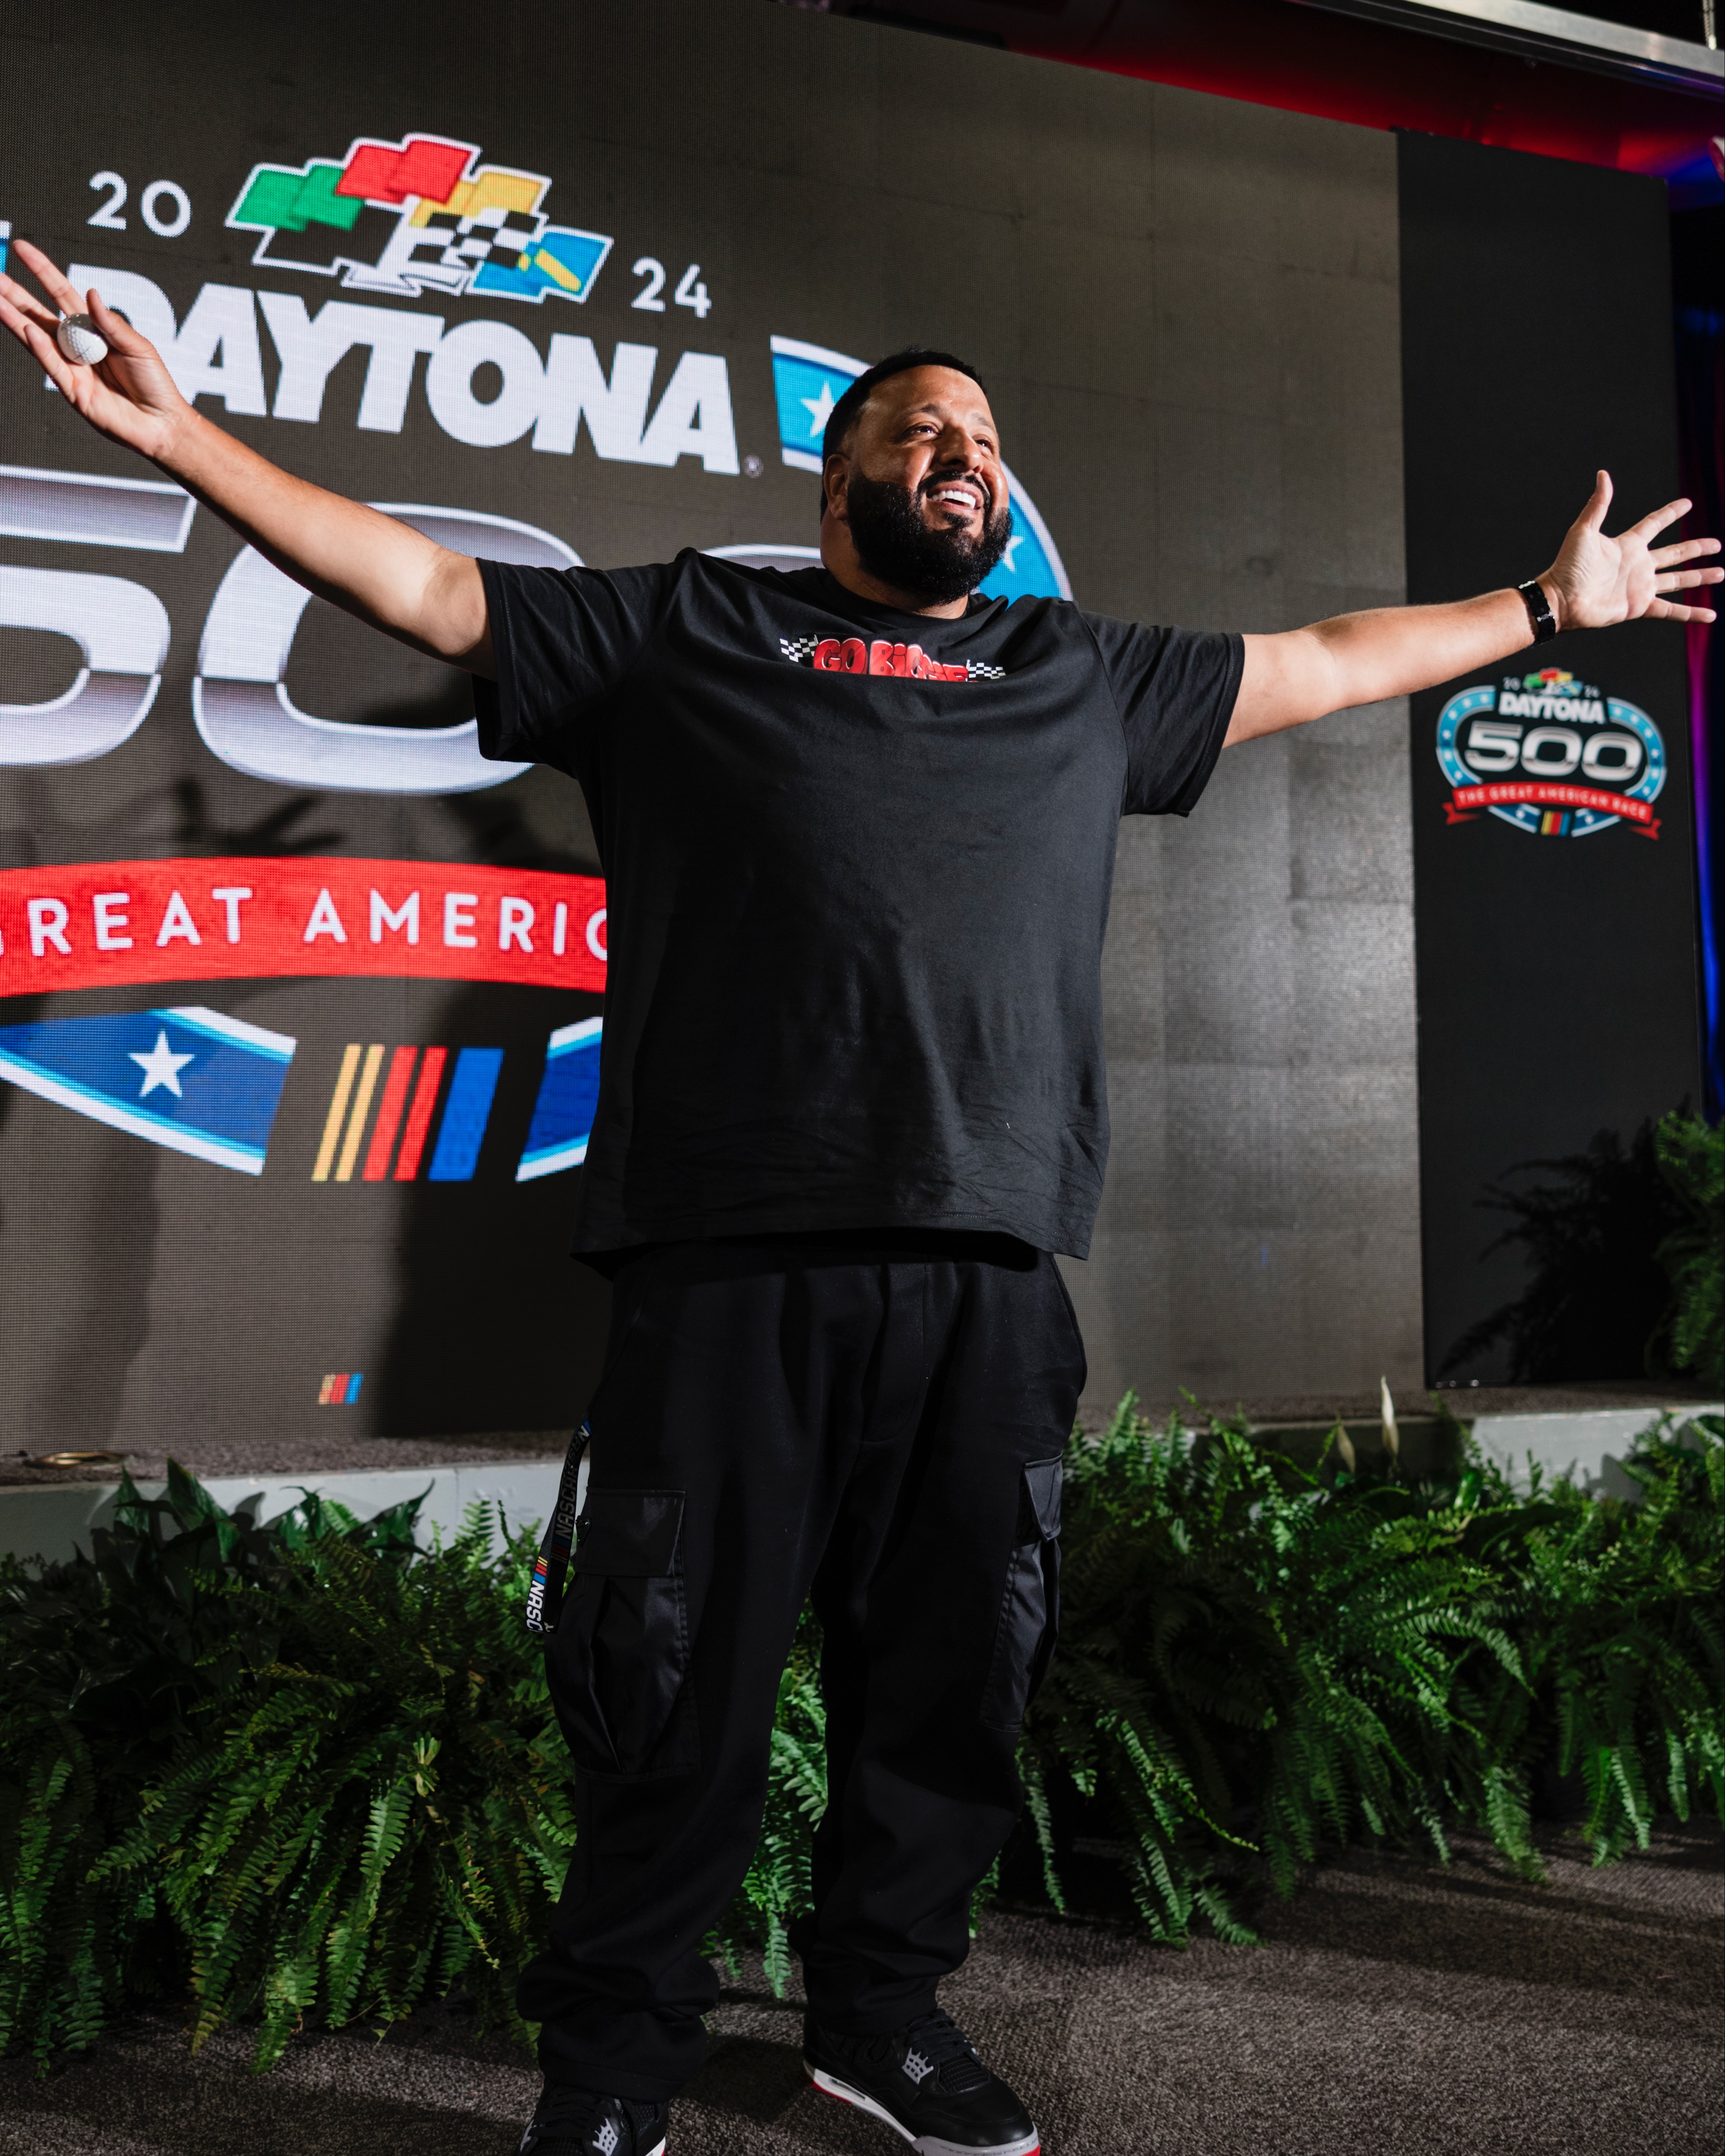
[
  {"xmin": 776, "ymin": 14, "xmax": 1424, "ymax": 1409},
  {"xmin": 1005, "ymin": 84, "xmax": 1423, "ymax": 1413},
  {"xmin": 731, "ymin": 15, "xmax": 1425, "ymax": 1411}
]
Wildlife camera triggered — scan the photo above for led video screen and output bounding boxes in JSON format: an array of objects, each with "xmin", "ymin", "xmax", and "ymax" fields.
[{"xmin": 0, "ymin": 0, "xmax": 1080, "ymax": 1442}]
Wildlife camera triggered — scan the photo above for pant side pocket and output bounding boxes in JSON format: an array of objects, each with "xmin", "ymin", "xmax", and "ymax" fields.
[
  {"xmin": 549, "ymin": 1487, "xmax": 699, "ymax": 1779},
  {"xmin": 979, "ymin": 1457, "xmax": 1062, "ymax": 1732}
]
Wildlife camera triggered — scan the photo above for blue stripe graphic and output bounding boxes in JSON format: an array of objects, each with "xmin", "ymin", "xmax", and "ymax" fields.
[
  {"xmin": 0, "ymin": 1006, "xmax": 295, "ymax": 1173},
  {"xmin": 427, "ymin": 1047, "xmax": 504, "ymax": 1182},
  {"xmin": 160, "ymin": 1006, "xmax": 296, "ymax": 1061},
  {"xmin": 517, "ymin": 1018, "xmax": 601, "ymax": 1181}
]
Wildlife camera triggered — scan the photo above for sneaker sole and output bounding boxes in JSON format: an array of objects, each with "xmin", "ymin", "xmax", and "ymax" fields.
[
  {"xmin": 805, "ymin": 2062, "xmax": 1039, "ymax": 2156},
  {"xmin": 522, "ymin": 2140, "xmax": 663, "ymax": 2156}
]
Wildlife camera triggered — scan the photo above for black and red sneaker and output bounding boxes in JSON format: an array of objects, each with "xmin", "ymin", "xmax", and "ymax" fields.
[
  {"xmin": 803, "ymin": 2006, "xmax": 1039, "ymax": 2155},
  {"xmin": 517, "ymin": 2082, "xmax": 668, "ymax": 2156}
]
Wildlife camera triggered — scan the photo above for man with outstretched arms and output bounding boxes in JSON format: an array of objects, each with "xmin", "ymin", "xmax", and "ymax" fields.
[{"xmin": 3, "ymin": 246, "xmax": 1715, "ymax": 2156}]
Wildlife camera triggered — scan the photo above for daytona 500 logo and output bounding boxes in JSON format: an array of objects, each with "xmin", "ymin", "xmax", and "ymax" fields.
[{"xmin": 1435, "ymin": 669, "xmax": 1666, "ymax": 839}]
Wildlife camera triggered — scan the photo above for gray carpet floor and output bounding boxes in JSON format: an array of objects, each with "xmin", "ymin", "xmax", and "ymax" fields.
[{"xmin": 3, "ymin": 1822, "xmax": 1719, "ymax": 2155}]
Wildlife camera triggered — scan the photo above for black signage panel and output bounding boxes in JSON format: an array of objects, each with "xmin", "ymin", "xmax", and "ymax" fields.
[{"xmin": 1399, "ymin": 131, "xmax": 1701, "ymax": 1383}]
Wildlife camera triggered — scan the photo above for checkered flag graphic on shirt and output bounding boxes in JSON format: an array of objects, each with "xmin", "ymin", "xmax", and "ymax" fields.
[
  {"xmin": 966, "ymin": 661, "xmax": 1005, "ymax": 680},
  {"xmin": 780, "ymin": 636, "xmax": 821, "ymax": 665}
]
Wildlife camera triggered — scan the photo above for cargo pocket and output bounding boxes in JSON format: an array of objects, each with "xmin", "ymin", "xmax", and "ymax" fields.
[
  {"xmin": 980, "ymin": 1457, "xmax": 1063, "ymax": 1731},
  {"xmin": 551, "ymin": 1488, "xmax": 699, "ymax": 1779}
]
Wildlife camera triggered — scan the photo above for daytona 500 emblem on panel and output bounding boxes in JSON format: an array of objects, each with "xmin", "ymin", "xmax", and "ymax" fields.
[{"xmin": 1435, "ymin": 669, "xmax": 1666, "ymax": 839}]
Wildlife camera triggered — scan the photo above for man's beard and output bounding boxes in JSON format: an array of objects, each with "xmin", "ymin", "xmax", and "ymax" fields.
[{"xmin": 844, "ymin": 472, "xmax": 1013, "ymax": 607}]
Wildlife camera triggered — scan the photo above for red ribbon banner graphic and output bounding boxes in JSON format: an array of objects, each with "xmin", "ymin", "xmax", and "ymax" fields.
[
  {"xmin": 1442, "ymin": 781, "xmax": 1659, "ymax": 837},
  {"xmin": 0, "ymin": 858, "xmax": 608, "ymax": 996}
]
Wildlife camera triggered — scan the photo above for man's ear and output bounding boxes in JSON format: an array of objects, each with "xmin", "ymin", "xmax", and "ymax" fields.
[{"xmin": 823, "ymin": 451, "xmax": 849, "ymax": 524}]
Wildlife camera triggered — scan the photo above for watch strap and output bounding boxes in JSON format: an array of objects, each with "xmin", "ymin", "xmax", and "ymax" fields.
[{"xmin": 1517, "ymin": 579, "xmax": 1557, "ymax": 644}]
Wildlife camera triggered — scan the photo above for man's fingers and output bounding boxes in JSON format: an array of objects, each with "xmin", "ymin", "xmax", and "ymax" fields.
[
  {"xmin": 1623, "ymin": 496, "xmax": 1690, "ymax": 544},
  {"xmin": 0, "ymin": 288, "xmax": 40, "ymax": 345},
  {"xmin": 1, "ymin": 284, "xmax": 103, "ymax": 402},
  {"xmin": 1654, "ymin": 567, "xmax": 1725, "ymax": 594},
  {"xmin": 86, "ymin": 287, "xmax": 127, "ymax": 336},
  {"xmin": 1648, "ymin": 535, "xmax": 1720, "ymax": 568},
  {"xmin": 0, "ymin": 270, "xmax": 60, "ymax": 331},
  {"xmin": 1651, "ymin": 598, "xmax": 1718, "ymax": 623},
  {"xmin": 12, "ymin": 237, "xmax": 86, "ymax": 317},
  {"xmin": 9, "ymin": 310, "xmax": 83, "ymax": 401},
  {"xmin": 1582, "ymin": 469, "xmax": 1612, "ymax": 528},
  {"xmin": 85, "ymin": 285, "xmax": 145, "ymax": 351}
]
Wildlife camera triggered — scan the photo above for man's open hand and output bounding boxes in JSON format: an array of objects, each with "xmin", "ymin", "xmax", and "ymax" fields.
[
  {"xmin": 1541, "ymin": 472, "xmax": 1721, "ymax": 632},
  {"xmin": 0, "ymin": 238, "xmax": 191, "ymax": 463}
]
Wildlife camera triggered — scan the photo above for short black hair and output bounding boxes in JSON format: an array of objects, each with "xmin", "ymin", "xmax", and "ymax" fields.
[{"xmin": 820, "ymin": 346, "xmax": 987, "ymax": 512}]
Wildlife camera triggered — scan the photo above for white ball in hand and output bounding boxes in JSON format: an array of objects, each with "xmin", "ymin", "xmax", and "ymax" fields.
[{"xmin": 55, "ymin": 314, "xmax": 108, "ymax": 366}]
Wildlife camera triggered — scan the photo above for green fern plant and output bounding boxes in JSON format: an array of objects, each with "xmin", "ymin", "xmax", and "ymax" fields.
[
  {"xmin": 4, "ymin": 1410, "xmax": 1721, "ymax": 2067},
  {"xmin": 92, "ymin": 1508, "xmax": 577, "ymax": 2068},
  {"xmin": 1, "ymin": 1462, "xmax": 297, "ymax": 2065},
  {"xmin": 1, "ymin": 1465, "xmax": 576, "ymax": 2070},
  {"xmin": 1652, "ymin": 1111, "xmax": 1724, "ymax": 1387},
  {"xmin": 1456, "ymin": 1415, "xmax": 1725, "ymax": 1861},
  {"xmin": 1019, "ymin": 1397, "xmax": 1723, "ymax": 1941}
]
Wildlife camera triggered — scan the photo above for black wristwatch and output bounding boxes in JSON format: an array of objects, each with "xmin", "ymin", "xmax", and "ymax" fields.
[{"xmin": 1517, "ymin": 578, "xmax": 1557, "ymax": 644}]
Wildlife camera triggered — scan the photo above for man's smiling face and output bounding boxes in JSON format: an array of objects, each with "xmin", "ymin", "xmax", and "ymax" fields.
[{"xmin": 822, "ymin": 365, "xmax": 1014, "ymax": 612}]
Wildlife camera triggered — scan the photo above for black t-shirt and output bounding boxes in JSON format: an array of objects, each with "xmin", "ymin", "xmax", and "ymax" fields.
[{"xmin": 475, "ymin": 552, "xmax": 1241, "ymax": 1259}]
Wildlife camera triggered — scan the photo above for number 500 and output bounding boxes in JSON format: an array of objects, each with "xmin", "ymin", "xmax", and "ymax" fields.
[
  {"xmin": 0, "ymin": 465, "xmax": 576, "ymax": 793},
  {"xmin": 1464, "ymin": 715, "xmax": 1645, "ymax": 785}
]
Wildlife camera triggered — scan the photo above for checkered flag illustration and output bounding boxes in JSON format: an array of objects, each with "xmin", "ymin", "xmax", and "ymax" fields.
[
  {"xmin": 779, "ymin": 636, "xmax": 821, "ymax": 665},
  {"xmin": 421, "ymin": 203, "xmax": 548, "ymax": 276},
  {"xmin": 966, "ymin": 661, "xmax": 1006, "ymax": 680}
]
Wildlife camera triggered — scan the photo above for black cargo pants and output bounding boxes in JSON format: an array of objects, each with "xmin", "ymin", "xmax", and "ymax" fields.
[{"xmin": 517, "ymin": 1232, "xmax": 1085, "ymax": 2102}]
